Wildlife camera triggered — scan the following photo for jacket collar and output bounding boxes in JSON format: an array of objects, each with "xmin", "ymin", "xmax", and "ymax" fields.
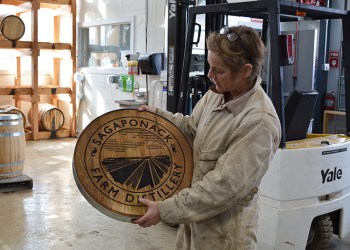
[{"xmin": 210, "ymin": 77, "xmax": 262, "ymax": 116}]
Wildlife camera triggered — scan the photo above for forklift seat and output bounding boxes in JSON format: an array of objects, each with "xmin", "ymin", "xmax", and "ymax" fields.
[{"xmin": 284, "ymin": 91, "xmax": 319, "ymax": 141}]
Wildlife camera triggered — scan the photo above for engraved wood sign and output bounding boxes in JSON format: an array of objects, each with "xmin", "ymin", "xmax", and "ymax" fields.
[{"xmin": 73, "ymin": 109, "xmax": 193, "ymax": 222}]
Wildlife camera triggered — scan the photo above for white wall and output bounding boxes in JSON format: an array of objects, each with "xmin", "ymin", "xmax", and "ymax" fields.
[{"xmin": 76, "ymin": 0, "xmax": 167, "ymax": 134}]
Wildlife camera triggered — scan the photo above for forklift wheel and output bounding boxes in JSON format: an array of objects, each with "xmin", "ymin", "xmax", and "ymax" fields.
[{"xmin": 306, "ymin": 215, "xmax": 333, "ymax": 250}]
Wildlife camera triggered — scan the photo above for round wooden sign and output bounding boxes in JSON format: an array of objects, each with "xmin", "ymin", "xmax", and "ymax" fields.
[{"xmin": 73, "ymin": 109, "xmax": 193, "ymax": 222}]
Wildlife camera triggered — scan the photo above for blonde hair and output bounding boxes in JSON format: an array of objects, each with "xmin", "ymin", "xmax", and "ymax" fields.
[{"xmin": 206, "ymin": 25, "xmax": 265, "ymax": 82}]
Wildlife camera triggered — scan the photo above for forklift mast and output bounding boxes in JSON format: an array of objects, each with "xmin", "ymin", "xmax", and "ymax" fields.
[
  {"xmin": 167, "ymin": 0, "xmax": 227, "ymax": 113},
  {"xmin": 167, "ymin": 0, "xmax": 196, "ymax": 113}
]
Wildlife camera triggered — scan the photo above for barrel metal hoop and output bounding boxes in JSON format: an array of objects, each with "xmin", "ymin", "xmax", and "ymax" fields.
[
  {"xmin": 0, "ymin": 170, "xmax": 23, "ymax": 177},
  {"xmin": 0, "ymin": 160, "xmax": 25, "ymax": 168},
  {"xmin": 0, "ymin": 121, "xmax": 23, "ymax": 126},
  {"xmin": 0, "ymin": 114, "xmax": 22, "ymax": 120},
  {"xmin": 0, "ymin": 131, "xmax": 24, "ymax": 137}
]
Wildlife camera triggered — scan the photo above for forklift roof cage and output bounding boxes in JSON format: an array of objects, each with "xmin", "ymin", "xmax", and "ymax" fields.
[{"xmin": 178, "ymin": 0, "xmax": 350, "ymax": 148}]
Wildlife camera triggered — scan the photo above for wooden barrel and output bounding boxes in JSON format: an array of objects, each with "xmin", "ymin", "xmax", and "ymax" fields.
[
  {"xmin": 0, "ymin": 15, "xmax": 25, "ymax": 41},
  {"xmin": 73, "ymin": 109, "xmax": 194, "ymax": 222},
  {"xmin": 0, "ymin": 113, "xmax": 26, "ymax": 179},
  {"xmin": 0, "ymin": 105, "xmax": 26, "ymax": 128},
  {"xmin": 28, "ymin": 103, "xmax": 65, "ymax": 132}
]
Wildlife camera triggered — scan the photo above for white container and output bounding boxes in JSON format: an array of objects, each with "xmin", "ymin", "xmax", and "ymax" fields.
[
  {"xmin": 149, "ymin": 80, "xmax": 167, "ymax": 110},
  {"xmin": 126, "ymin": 77, "xmax": 133, "ymax": 92},
  {"xmin": 118, "ymin": 76, "xmax": 123, "ymax": 90}
]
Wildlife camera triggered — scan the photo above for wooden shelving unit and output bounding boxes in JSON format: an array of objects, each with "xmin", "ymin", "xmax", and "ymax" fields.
[{"xmin": 0, "ymin": 0, "xmax": 76, "ymax": 140}]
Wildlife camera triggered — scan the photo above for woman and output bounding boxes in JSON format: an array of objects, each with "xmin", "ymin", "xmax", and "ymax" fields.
[{"xmin": 133, "ymin": 25, "xmax": 281, "ymax": 250}]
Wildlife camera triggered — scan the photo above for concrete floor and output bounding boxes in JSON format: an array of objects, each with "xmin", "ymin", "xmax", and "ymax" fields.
[
  {"xmin": 0, "ymin": 138, "xmax": 177, "ymax": 250},
  {"xmin": 0, "ymin": 138, "xmax": 350, "ymax": 250}
]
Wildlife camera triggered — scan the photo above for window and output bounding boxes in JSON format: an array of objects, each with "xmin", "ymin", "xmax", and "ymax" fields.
[{"xmin": 78, "ymin": 17, "xmax": 134, "ymax": 68}]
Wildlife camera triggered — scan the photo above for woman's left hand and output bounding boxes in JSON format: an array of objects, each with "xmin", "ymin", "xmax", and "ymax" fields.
[{"xmin": 132, "ymin": 198, "xmax": 161, "ymax": 228}]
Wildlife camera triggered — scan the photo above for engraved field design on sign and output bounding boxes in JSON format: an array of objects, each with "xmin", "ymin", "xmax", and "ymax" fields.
[{"xmin": 85, "ymin": 117, "xmax": 185, "ymax": 205}]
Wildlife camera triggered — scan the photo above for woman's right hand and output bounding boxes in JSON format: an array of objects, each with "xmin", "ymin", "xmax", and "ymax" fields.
[{"xmin": 138, "ymin": 105, "xmax": 156, "ymax": 113}]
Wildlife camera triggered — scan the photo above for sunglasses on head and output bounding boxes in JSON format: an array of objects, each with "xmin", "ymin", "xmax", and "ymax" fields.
[{"xmin": 219, "ymin": 26, "xmax": 252, "ymax": 64}]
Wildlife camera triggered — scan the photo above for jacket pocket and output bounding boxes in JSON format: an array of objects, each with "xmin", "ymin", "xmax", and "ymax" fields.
[{"xmin": 197, "ymin": 152, "xmax": 221, "ymax": 175}]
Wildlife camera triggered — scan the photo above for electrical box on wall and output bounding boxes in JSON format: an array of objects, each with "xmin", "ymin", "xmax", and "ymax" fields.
[{"xmin": 138, "ymin": 53, "xmax": 164, "ymax": 75}]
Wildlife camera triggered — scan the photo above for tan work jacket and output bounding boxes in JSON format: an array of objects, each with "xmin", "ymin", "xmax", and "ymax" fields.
[{"xmin": 157, "ymin": 77, "xmax": 281, "ymax": 250}]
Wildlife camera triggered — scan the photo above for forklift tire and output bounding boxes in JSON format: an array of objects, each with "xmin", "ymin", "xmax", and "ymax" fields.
[{"xmin": 306, "ymin": 215, "xmax": 333, "ymax": 250}]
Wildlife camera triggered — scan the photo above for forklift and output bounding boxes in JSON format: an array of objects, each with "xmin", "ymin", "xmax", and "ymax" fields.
[{"xmin": 171, "ymin": 0, "xmax": 350, "ymax": 249}]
